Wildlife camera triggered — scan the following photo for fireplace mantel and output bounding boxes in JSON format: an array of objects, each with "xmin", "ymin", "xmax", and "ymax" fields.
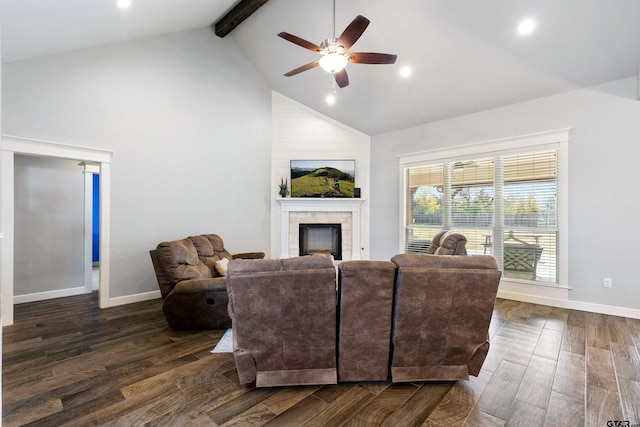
[{"xmin": 277, "ymin": 198, "xmax": 366, "ymax": 260}]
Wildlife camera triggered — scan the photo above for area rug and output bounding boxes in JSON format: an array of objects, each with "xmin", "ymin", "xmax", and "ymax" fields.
[{"xmin": 211, "ymin": 328, "xmax": 233, "ymax": 353}]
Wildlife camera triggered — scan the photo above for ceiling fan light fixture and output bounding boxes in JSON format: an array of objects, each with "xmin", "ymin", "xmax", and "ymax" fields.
[
  {"xmin": 319, "ymin": 52, "xmax": 348, "ymax": 74},
  {"xmin": 278, "ymin": 13, "xmax": 395, "ymax": 88}
]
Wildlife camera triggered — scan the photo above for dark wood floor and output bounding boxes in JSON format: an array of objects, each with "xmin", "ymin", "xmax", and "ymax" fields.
[{"xmin": 3, "ymin": 293, "xmax": 640, "ymax": 426}]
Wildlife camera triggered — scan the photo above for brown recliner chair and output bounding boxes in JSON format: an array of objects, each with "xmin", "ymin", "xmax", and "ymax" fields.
[
  {"xmin": 149, "ymin": 234, "xmax": 264, "ymax": 329},
  {"xmin": 390, "ymin": 254, "xmax": 501, "ymax": 382},
  {"xmin": 337, "ymin": 260, "xmax": 397, "ymax": 382},
  {"xmin": 226, "ymin": 256, "xmax": 338, "ymax": 387},
  {"xmin": 427, "ymin": 230, "xmax": 468, "ymax": 255}
]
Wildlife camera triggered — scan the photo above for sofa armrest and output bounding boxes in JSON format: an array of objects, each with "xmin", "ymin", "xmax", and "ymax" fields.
[
  {"xmin": 150, "ymin": 249, "xmax": 175, "ymax": 299},
  {"xmin": 232, "ymin": 252, "xmax": 265, "ymax": 260}
]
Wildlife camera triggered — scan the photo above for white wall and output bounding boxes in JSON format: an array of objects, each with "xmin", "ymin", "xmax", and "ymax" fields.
[
  {"xmin": 2, "ymin": 27, "xmax": 272, "ymax": 299},
  {"xmin": 270, "ymin": 92, "xmax": 371, "ymax": 259},
  {"xmin": 14, "ymin": 155, "xmax": 85, "ymax": 297},
  {"xmin": 371, "ymin": 77, "xmax": 640, "ymax": 312}
]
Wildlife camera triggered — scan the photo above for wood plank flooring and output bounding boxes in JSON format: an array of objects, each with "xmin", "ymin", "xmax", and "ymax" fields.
[{"xmin": 3, "ymin": 293, "xmax": 640, "ymax": 426}]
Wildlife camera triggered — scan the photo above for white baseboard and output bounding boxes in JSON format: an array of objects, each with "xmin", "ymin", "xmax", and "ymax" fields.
[
  {"xmin": 106, "ymin": 290, "xmax": 161, "ymax": 307},
  {"xmin": 14, "ymin": 287, "xmax": 88, "ymax": 304},
  {"xmin": 497, "ymin": 289, "xmax": 640, "ymax": 319},
  {"xmin": 13, "ymin": 288, "xmax": 161, "ymax": 308}
]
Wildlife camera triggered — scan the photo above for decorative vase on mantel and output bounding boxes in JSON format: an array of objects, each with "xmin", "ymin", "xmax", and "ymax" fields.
[{"xmin": 278, "ymin": 177, "xmax": 290, "ymax": 198}]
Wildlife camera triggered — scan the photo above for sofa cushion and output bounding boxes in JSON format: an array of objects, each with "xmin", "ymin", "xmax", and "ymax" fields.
[
  {"xmin": 189, "ymin": 234, "xmax": 234, "ymax": 277},
  {"xmin": 214, "ymin": 258, "xmax": 230, "ymax": 276},
  {"xmin": 427, "ymin": 230, "xmax": 467, "ymax": 255},
  {"xmin": 171, "ymin": 277, "xmax": 227, "ymax": 294},
  {"xmin": 189, "ymin": 234, "xmax": 215, "ymax": 256},
  {"xmin": 155, "ymin": 238, "xmax": 211, "ymax": 283}
]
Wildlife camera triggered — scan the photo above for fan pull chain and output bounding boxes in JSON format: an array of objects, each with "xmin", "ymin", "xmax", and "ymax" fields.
[{"xmin": 326, "ymin": 77, "xmax": 337, "ymax": 104}]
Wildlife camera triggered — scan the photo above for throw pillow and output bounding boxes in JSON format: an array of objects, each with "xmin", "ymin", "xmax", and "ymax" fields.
[{"xmin": 214, "ymin": 257, "xmax": 230, "ymax": 276}]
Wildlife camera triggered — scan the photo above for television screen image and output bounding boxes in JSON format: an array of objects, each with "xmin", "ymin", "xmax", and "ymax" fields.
[{"xmin": 290, "ymin": 160, "xmax": 355, "ymax": 198}]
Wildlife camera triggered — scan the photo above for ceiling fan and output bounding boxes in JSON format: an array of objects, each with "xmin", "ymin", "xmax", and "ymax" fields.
[{"xmin": 277, "ymin": 1, "xmax": 397, "ymax": 88}]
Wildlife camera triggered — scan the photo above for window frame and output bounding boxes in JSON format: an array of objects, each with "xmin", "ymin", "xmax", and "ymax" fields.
[{"xmin": 398, "ymin": 128, "xmax": 570, "ymax": 289}]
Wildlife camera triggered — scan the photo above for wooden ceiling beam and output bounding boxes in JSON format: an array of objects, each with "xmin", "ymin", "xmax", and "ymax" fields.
[{"xmin": 213, "ymin": 0, "xmax": 270, "ymax": 38}]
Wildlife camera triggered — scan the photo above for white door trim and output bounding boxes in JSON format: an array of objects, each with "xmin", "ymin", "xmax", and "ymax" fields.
[{"xmin": 1, "ymin": 135, "xmax": 112, "ymax": 326}]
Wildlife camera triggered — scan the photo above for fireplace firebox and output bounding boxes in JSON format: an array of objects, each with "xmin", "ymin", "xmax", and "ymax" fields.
[{"xmin": 299, "ymin": 223, "xmax": 342, "ymax": 260}]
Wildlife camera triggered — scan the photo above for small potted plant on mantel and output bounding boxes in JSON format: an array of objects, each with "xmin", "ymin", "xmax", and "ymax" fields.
[{"xmin": 278, "ymin": 177, "xmax": 290, "ymax": 197}]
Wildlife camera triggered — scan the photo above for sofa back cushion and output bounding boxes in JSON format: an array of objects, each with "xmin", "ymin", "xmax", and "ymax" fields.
[
  {"xmin": 337, "ymin": 260, "xmax": 397, "ymax": 382},
  {"xmin": 155, "ymin": 238, "xmax": 212, "ymax": 288},
  {"xmin": 390, "ymin": 254, "xmax": 501, "ymax": 381},
  {"xmin": 226, "ymin": 255, "xmax": 338, "ymax": 387},
  {"xmin": 188, "ymin": 234, "xmax": 233, "ymax": 277},
  {"xmin": 427, "ymin": 230, "xmax": 467, "ymax": 255}
]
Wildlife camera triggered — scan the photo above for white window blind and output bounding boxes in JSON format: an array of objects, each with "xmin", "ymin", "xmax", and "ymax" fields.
[{"xmin": 404, "ymin": 148, "xmax": 559, "ymax": 284}]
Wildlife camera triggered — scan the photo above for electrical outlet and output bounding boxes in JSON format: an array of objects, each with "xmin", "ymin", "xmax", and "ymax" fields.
[{"xmin": 604, "ymin": 278, "xmax": 613, "ymax": 288}]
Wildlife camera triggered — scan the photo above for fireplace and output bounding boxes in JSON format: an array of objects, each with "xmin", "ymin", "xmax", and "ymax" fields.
[
  {"xmin": 299, "ymin": 223, "xmax": 342, "ymax": 260},
  {"xmin": 277, "ymin": 198, "xmax": 365, "ymax": 260}
]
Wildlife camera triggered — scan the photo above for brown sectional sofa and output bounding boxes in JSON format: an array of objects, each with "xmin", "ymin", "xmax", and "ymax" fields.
[
  {"xmin": 149, "ymin": 234, "xmax": 264, "ymax": 329},
  {"xmin": 226, "ymin": 253, "xmax": 501, "ymax": 387}
]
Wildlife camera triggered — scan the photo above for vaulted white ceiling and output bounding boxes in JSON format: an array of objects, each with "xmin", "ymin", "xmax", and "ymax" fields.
[{"xmin": 3, "ymin": 0, "xmax": 640, "ymax": 135}]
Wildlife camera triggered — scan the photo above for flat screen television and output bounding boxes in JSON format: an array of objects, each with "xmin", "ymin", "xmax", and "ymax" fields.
[{"xmin": 290, "ymin": 160, "xmax": 355, "ymax": 198}]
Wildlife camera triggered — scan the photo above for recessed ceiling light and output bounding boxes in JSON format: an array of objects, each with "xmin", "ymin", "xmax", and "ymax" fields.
[
  {"xmin": 116, "ymin": 0, "xmax": 131, "ymax": 9},
  {"xmin": 517, "ymin": 18, "xmax": 536, "ymax": 36},
  {"xmin": 400, "ymin": 66, "xmax": 412, "ymax": 78}
]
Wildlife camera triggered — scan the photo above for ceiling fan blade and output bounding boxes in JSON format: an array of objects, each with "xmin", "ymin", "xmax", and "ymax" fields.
[
  {"xmin": 337, "ymin": 15, "xmax": 370, "ymax": 50},
  {"xmin": 334, "ymin": 69, "xmax": 349, "ymax": 88},
  {"xmin": 349, "ymin": 52, "xmax": 398, "ymax": 65},
  {"xmin": 283, "ymin": 60, "xmax": 320, "ymax": 77},
  {"xmin": 277, "ymin": 32, "xmax": 322, "ymax": 53}
]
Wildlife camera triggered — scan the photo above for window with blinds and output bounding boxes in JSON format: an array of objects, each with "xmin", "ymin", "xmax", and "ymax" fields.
[{"xmin": 404, "ymin": 148, "xmax": 559, "ymax": 284}]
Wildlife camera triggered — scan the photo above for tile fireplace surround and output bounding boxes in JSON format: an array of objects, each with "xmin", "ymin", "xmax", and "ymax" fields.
[{"xmin": 277, "ymin": 198, "xmax": 366, "ymax": 261}]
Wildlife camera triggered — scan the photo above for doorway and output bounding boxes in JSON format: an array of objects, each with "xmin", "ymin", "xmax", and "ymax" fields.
[
  {"xmin": 14, "ymin": 155, "xmax": 86, "ymax": 301},
  {"xmin": 2, "ymin": 135, "xmax": 112, "ymax": 326}
]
